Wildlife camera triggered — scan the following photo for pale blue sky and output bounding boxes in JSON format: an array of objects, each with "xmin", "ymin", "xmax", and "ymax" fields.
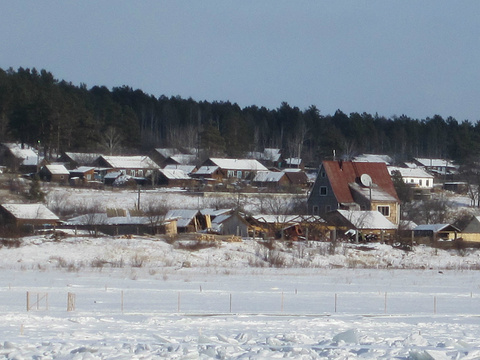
[{"xmin": 1, "ymin": 1, "xmax": 479, "ymax": 121}]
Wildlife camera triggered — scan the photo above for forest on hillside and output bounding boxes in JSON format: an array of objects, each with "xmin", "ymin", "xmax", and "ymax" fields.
[{"xmin": 0, "ymin": 67, "xmax": 479, "ymax": 167}]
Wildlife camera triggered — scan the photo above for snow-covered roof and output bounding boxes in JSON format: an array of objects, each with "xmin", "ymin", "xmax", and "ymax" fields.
[
  {"xmin": 285, "ymin": 158, "xmax": 302, "ymax": 166},
  {"xmin": 192, "ymin": 166, "xmax": 219, "ymax": 176},
  {"xmin": 159, "ymin": 169, "xmax": 191, "ymax": 180},
  {"xmin": 71, "ymin": 166, "xmax": 95, "ymax": 173},
  {"xmin": 414, "ymin": 158, "xmax": 457, "ymax": 168},
  {"xmin": 253, "ymin": 171, "xmax": 285, "ymax": 183},
  {"xmin": 45, "ymin": 164, "xmax": 69, "ymax": 175},
  {"xmin": 399, "ymin": 220, "xmax": 418, "ymax": 230},
  {"xmin": 252, "ymin": 214, "xmax": 300, "ymax": 224},
  {"xmin": 336, "ymin": 210, "xmax": 397, "ymax": 230},
  {"xmin": 208, "ymin": 158, "xmax": 268, "ymax": 171},
  {"xmin": 1, "ymin": 203, "xmax": 59, "ymax": 221},
  {"xmin": 3, "ymin": 143, "xmax": 39, "ymax": 166},
  {"xmin": 200, "ymin": 208, "xmax": 232, "ymax": 217},
  {"xmin": 66, "ymin": 210, "xmax": 155, "ymax": 226},
  {"xmin": 104, "ymin": 171, "xmax": 122, "ymax": 179},
  {"xmin": 101, "ymin": 156, "xmax": 159, "ymax": 169},
  {"xmin": 414, "ymin": 223, "xmax": 460, "ymax": 232},
  {"xmin": 64, "ymin": 152, "xmax": 101, "ymax": 164},
  {"xmin": 388, "ymin": 166, "xmax": 434, "ymax": 179},
  {"xmin": 353, "ymin": 154, "xmax": 393, "ymax": 164},
  {"xmin": 165, "ymin": 209, "xmax": 199, "ymax": 228},
  {"xmin": 349, "ymin": 182, "xmax": 398, "ymax": 202},
  {"xmin": 164, "ymin": 164, "xmax": 196, "ymax": 174}
]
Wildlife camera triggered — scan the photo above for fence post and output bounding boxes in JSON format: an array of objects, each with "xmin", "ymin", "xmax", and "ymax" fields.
[
  {"xmin": 434, "ymin": 296, "xmax": 437, "ymax": 314},
  {"xmin": 177, "ymin": 292, "xmax": 181, "ymax": 312},
  {"xmin": 26, "ymin": 291, "xmax": 30, "ymax": 312},
  {"xmin": 67, "ymin": 292, "xmax": 76, "ymax": 312},
  {"xmin": 229, "ymin": 293, "xmax": 232, "ymax": 313},
  {"xmin": 384, "ymin": 292, "xmax": 387, "ymax": 314},
  {"xmin": 335, "ymin": 293, "xmax": 337, "ymax": 313}
]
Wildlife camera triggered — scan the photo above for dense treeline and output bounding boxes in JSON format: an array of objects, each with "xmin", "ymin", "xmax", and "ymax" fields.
[{"xmin": 1, "ymin": 67, "xmax": 479, "ymax": 166}]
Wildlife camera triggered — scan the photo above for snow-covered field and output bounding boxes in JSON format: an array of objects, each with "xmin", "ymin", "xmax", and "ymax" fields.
[{"xmin": 2, "ymin": 235, "xmax": 480, "ymax": 359}]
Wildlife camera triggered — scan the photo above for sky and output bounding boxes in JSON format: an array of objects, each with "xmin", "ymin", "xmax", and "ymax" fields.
[{"xmin": 1, "ymin": 1, "xmax": 479, "ymax": 121}]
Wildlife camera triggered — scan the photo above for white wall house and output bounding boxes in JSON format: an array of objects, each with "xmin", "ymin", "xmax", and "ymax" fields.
[{"xmin": 388, "ymin": 167, "xmax": 434, "ymax": 189}]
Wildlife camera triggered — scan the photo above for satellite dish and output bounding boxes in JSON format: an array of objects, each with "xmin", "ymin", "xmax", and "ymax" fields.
[{"xmin": 360, "ymin": 173, "xmax": 372, "ymax": 187}]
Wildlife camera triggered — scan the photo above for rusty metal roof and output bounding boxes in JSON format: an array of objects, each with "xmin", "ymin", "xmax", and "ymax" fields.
[{"xmin": 323, "ymin": 161, "xmax": 399, "ymax": 204}]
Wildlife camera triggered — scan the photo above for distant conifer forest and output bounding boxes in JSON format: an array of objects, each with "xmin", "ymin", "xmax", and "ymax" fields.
[{"xmin": 0, "ymin": 67, "xmax": 478, "ymax": 167}]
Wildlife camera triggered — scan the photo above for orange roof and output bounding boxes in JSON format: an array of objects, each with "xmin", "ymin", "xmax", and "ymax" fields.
[{"xmin": 323, "ymin": 161, "xmax": 399, "ymax": 204}]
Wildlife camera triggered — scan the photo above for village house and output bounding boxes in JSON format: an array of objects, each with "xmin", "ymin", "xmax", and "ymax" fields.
[
  {"xmin": 413, "ymin": 158, "xmax": 459, "ymax": 177},
  {"xmin": 388, "ymin": 166, "xmax": 434, "ymax": 189},
  {"xmin": 190, "ymin": 165, "xmax": 223, "ymax": 184},
  {"xmin": 0, "ymin": 143, "xmax": 40, "ymax": 173},
  {"xmin": 307, "ymin": 161, "xmax": 400, "ymax": 225},
  {"xmin": 252, "ymin": 171, "xmax": 290, "ymax": 189},
  {"xmin": 284, "ymin": 169, "xmax": 309, "ymax": 189},
  {"xmin": 247, "ymin": 148, "xmax": 283, "ymax": 168},
  {"xmin": 458, "ymin": 216, "xmax": 480, "ymax": 242},
  {"xmin": 57, "ymin": 152, "xmax": 102, "ymax": 170},
  {"xmin": 93, "ymin": 155, "xmax": 159, "ymax": 178},
  {"xmin": 156, "ymin": 168, "xmax": 196, "ymax": 188},
  {"xmin": 151, "ymin": 148, "xmax": 198, "ymax": 168},
  {"xmin": 200, "ymin": 158, "xmax": 268, "ymax": 181},
  {"xmin": 38, "ymin": 164, "xmax": 70, "ymax": 184},
  {"xmin": 69, "ymin": 166, "xmax": 96, "ymax": 185},
  {"xmin": 0, "ymin": 203, "xmax": 60, "ymax": 230}
]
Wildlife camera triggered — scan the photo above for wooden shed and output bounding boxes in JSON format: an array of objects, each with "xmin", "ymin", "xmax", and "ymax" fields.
[{"xmin": 0, "ymin": 203, "xmax": 60, "ymax": 229}]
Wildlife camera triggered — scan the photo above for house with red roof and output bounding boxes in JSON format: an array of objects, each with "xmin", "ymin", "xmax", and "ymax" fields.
[{"xmin": 307, "ymin": 161, "xmax": 400, "ymax": 225}]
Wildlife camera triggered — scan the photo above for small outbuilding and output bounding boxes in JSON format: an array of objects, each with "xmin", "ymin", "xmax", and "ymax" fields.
[{"xmin": 0, "ymin": 203, "xmax": 60, "ymax": 230}]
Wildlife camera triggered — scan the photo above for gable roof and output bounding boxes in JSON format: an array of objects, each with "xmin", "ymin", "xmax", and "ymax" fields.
[
  {"xmin": 165, "ymin": 209, "xmax": 199, "ymax": 228},
  {"xmin": 414, "ymin": 223, "xmax": 460, "ymax": 233},
  {"xmin": 3, "ymin": 143, "xmax": 39, "ymax": 166},
  {"xmin": 158, "ymin": 168, "xmax": 191, "ymax": 180},
  {"xmin": 388, "ymin": 166, "xmax": 434, "ymax": 179},
  {"xmin": 192, "ymin": 166, "xmax": 219, "ymax": 176},
  {"xmin": 253, "ymin": 171, "xmax": 286, "ymax": 183},
  {"xmin": 285, "ymin": 171, "xmax": 308, "ymax": 185},
  {"xmin": 164, "ymin": 164, "xmax": 196, "ymax": 174},
  {"xmin": 207, "ymin": 158, "xmax": 268, "ymax": 172},
  {"xmin": 414, "ymin": 158, "xmax": 457, "ymax": 168},
  {"xmin": 285, "ymin": 158, "xmax": 302, "ymax": 166},
  {"xmin": 100, "ymin": 156, "xmax": 159, "ymax": 169},
  {"xmin": 336, "ymin": 210, "xmax": 397, "ymax": 230},
  {"xmin": 322, "ymin": 161, "xmax": 399, "ymax": 204},
  {"xmin": 353, "ymin": 154, "xmax": 392, "ymax": 164},
  {"xmin": 63, "ymin": 152, "xmax": 101, "ymax": 164},
  {"xmin": 1, "ymin": 203, "xmax": 59, "ymax": 221},
  {"xmin": 45, "ymin": 164, "xmax": 70, "ymax": 175}
]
